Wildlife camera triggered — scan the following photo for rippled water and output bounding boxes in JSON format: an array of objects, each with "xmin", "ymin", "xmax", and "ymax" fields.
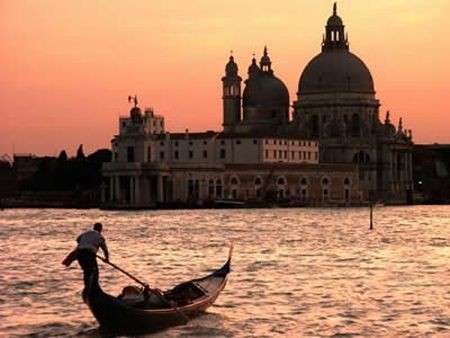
[{"xmin": 0, "ymin": 206, "xmax": 449, "ymax": 337}]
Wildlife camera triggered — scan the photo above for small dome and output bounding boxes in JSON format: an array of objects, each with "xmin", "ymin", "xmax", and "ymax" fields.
[
  {"xmin": 327, "ymin": 14, "xmax": 343, "ymax": 26},
  {"xmin": 130, "ymin": 106, "xmax": 142, "ymax": 122},
  {"xmin": 327, "ymin": 3, "xmax": 343, "ymax": 26},
  {"xmin": 243, "ymin": 73, "xmax": 289, "ymax": 108},
  {"xmin": 225, "ymin": 55, "xmax": 238, "ymax": 76},
  {"xmin": 299, "ymin": 50, "xmax": 375, "ymax": 94},
  {"xmin": 248, "ymin": 57, "xmax": 259, "ymax": 76}
]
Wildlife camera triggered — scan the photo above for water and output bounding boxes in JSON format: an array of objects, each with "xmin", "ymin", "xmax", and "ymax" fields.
[{"xmin": 0, "ymin": 206, "xmax": 449, "ymax": 337}]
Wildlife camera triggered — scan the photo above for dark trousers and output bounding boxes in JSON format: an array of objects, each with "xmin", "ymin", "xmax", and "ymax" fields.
[{"xmin": 77, "ymin": 248, "xmax": 98, "ymax": 288}]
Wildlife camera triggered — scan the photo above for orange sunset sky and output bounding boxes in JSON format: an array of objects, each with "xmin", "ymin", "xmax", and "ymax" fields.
[{"xmin": 1, "ymin": 0, "xmax": 449, "ymax": 156}]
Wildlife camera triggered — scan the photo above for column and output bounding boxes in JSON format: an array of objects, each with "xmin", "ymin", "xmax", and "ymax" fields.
[
  {"xmin": 129, "ymin": 176, "xmax": 134, "ymax": 205},
  {"xmin": 109, "ymin": 176, "xmax": 114, "ymax": 201},
  {"xmin": 101, "ymin": 182, "xmax": 105, "ymax": 203},
  {"xmin": 115, "ymin": 176, "xmax": 121, "ymax": 202},
  {"xmin": 135, "ymin": 176, "xmax": 140, "ymax": 205},
  {"xmin": 157, "ymin": 175, "xmax": 164, "ymax": 203}
]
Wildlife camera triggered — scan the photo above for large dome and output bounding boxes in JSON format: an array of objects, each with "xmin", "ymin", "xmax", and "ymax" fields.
[
  {"xmin": 243, "ymin": 73, "xmax": 289, "ymax": 108},
  {"xmin": 299, "ymin": 50, "xmax": 374, "ymax": 95}
]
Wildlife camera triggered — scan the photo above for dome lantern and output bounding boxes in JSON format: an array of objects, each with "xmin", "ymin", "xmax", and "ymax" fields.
[
  {"xmin": 322, "ymin": 2, "xmax": 349, "ymax": 52},
  {"xmin": 225, "ymin": 53, "xmax": 238, "ymax": 77},
  {"xmin": 259, "ymin": 46, "xmax": 273, "ymax": 73}
]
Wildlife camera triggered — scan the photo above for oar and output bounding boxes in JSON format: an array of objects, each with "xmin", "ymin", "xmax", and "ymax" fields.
[
  {"xmin": 97, "ymin": 255, "xmax": 147, "ymax": 287},
  {"xmin": 96, "ymin": 255, "xmax": 189, "ymax": 324}
]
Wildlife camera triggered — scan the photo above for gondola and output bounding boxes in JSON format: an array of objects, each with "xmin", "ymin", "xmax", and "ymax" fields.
[{"xmin": 82, "ymin": 245, "xmax": 232, "ymax": 333}]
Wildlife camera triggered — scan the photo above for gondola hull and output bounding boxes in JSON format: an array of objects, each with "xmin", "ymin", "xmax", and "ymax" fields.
[
  {"xmin": 87, "ymin": 277, "xmax": 228, "ymax": 332},
  {"xmin": 83, "ymin": 246, "xmax": 232, "ymax": 333}
]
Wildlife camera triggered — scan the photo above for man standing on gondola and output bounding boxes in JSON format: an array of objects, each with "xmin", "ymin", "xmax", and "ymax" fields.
[{"xmin": 76, "ymin": 222, "xmax": 109, "ymax": 287}]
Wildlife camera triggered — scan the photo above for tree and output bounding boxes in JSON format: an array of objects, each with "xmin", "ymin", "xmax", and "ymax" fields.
[
  {"xmin": 76, "ymin": 144, "xmax": 85, "ymax": 160},
  {"xmin": 58, "ymin": 150, "xmax": 68, "ymax": 161}
]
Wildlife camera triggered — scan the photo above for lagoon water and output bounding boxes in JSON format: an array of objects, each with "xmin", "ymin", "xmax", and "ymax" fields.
[{"xmin": 0, "ymin": 206, "xmax": 449, "ymax": 337}]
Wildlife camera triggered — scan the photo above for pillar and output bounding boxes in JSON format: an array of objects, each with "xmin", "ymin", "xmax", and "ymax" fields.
[
  {"xmin": 135, "ymin": 176, "xmax": 140, "ymax": 205},
  {"xmin": 115, "ymin": 176, "xmax": 121, "ymax": 202},
  {"xmin": 157, "ymin": 175, "xmax": 164, "ymax": 203},
  {"xmin": 129, "ymin": 176, "xmax": 134, "ymax": 205},
  {"xmin": 109, "ymin": 176, "xmax": 114, "ymax": 201}
]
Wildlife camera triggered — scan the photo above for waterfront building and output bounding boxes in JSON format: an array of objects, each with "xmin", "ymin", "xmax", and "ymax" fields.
[{"xmin": 102, "ymin": 4, "xmax": 413, "ymax": 208}]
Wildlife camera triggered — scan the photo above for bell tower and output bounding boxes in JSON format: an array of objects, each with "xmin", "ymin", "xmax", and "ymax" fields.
[{"xmin": 222, "ymin": 54, "xmax": 242, "ymax": 133}]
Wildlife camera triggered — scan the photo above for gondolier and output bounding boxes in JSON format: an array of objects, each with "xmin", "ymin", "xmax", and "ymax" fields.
[{"xmin": 76, "ymin": 222, "xmax": 109, "ymax": 286}]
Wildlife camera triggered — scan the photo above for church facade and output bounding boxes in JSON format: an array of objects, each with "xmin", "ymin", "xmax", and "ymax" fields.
[{"xmin": 102, "ymin": 4, "xmax": 413, "ymax": 208}]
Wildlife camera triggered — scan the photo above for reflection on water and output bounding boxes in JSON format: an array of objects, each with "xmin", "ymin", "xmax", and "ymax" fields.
[{"xmin": 0, "ymin": 206, "xmax": 449, "ymax": 337}]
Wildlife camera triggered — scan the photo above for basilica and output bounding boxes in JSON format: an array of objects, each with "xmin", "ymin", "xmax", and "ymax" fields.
[{"xmin": 102, "ymin": 4, "xmax": 413, "ymax": 208}]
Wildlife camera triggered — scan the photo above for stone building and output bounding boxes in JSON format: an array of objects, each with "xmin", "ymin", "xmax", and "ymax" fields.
[{"xmin": 102, "ymin": 3, "xmax": 413, "ymax": 208}]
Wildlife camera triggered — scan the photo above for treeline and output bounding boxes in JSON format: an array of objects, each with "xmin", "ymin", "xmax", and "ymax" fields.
[{"xmin": 20, "ymin": 145, "xmax": 111, "ymax": 192}]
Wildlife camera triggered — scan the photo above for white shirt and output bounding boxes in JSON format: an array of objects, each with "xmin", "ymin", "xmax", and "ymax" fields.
[{"xmin": 77, "ymin": 230, "xmax": 106, "ymax": 253}]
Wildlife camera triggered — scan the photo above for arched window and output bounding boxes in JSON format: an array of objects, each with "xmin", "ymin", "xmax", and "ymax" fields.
[
  {"xmin": 300, "ymin": 177, "xmax": 308, "ymax": 186},
  {"xmin": 344, "ymin": 177, "xmax": 350, "ymax": 186},
  {"xmin": 230, "ymin": 176, "xmax": 239, "ymax": 186},
  {"xmin": 351, "ymin": 113, "xmax": 360, "ymax": 137},
  {"xmin": 277, "ymin": 177, "xmax": 286, "ymax": 185},
  {"xmin": 322, "ymin": 177, "xmax": 329, "ymax": 186},
  {"xmin": 254, "ymin": 177, "xmax": 262, "ymax": 186}
]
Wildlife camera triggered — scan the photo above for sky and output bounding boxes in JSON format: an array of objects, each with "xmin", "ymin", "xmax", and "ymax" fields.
[{"xmin": 1, "ymin": 0, "xmax": 449, "ymax": 157}]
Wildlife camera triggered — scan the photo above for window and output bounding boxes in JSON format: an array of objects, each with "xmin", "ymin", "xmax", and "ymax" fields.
[
  {"xmin": 236, "ymin": 139, "xmax": 241, "ymax": 145},
  {"xmin": 273, "ymin": 150, "xmax": 277, "ymax": 159},
  {"xmin": 220, "ymin": 149, "xmax": 226, "ymax": 159},
  {"xmin": 299, "ymin": 152, "xmax": 302, "ymax": 160},
  {"xmin": 189, "ymin": 150, "xmax": 193, "ymax": 159},
  {"xmin": 189, "ymin": 141, "xmax": 193, "ymax": 146},
  {"xmin": 277, "ymin": 177, "xmax": 285, "ymax": 185},
  {"xmin": 308, "ymin": 152, "xmax": 311, "ymax": 160},
  {"xmin": 345, "ymin": 189, "xmax": 350, "ymax": 202},
  {"xmin": 174, "ymin": 141, "xmax": 178, "ymax": 147},
  {"xmin": 315, "ymin": 152, "xmax": 318, "ymax": 160},
  {"xmin": 203, "ymin": 150, "xmax": 207, "ymax": 159},
  {"xmin": 291, "ymin": 151, "xmax": 295, "ymax": 159},
  {"xmin": 344, "ymin": 178, "xmax": 350, "ymax": 185},
  {"xmin": 160, "ymin": 141, "xmax": 164, "ymax": 146},
  {"xmin": 308, "ymin": 141, "xmax": 311, "ymax": 147},
  {"xmin": 174, "ymin": 150, "xmax": 179, "ymax": 159},
  {"xmin": 300, "ymin": 178, "xmax": 308, "ymax": 186},
  {"xmin": 322, "ymin": 177, "xmax": 329, "ymax": 186},
  {"xmin": 127, "ymin": 146, "xmax": 135, "ymax": 162},
  {"xmin": 231, "ymin": 177, "xmax": 239, "ymax": 185},
  {"xmin": 255, "ymin": 177, "xmax": 262, "ymax": 185},
  {"xmin": 265, "ymin": 150, "xmax": 269, "ymax": 158},
  {"xmin": 253, "ymin": 139, "xmax": 258, "ymax": 145},
  {"xmin": 303, "ymin": 151, "xmax": 307, "ymax": 159},
  {"xmin": 265, "ymin": 139, "xmax": 269, "ymax": 145},
  {"xmin": 203, "ymin": 140, "xmax": 207, "ymax": 145},
  {"xmin": 284, "ymin": 151, "xmax": 287, "ymax": 159},
  {"xmin": 220, "ymin": 140, "xmax": 225, "ymax": 145},
  {"xmin": 278, "ymin": 150, "xmax": 282, "ymax": 159},
  {"xmin": 159, "ymin": 151, "xmax": 165, "ymax": 160}
]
